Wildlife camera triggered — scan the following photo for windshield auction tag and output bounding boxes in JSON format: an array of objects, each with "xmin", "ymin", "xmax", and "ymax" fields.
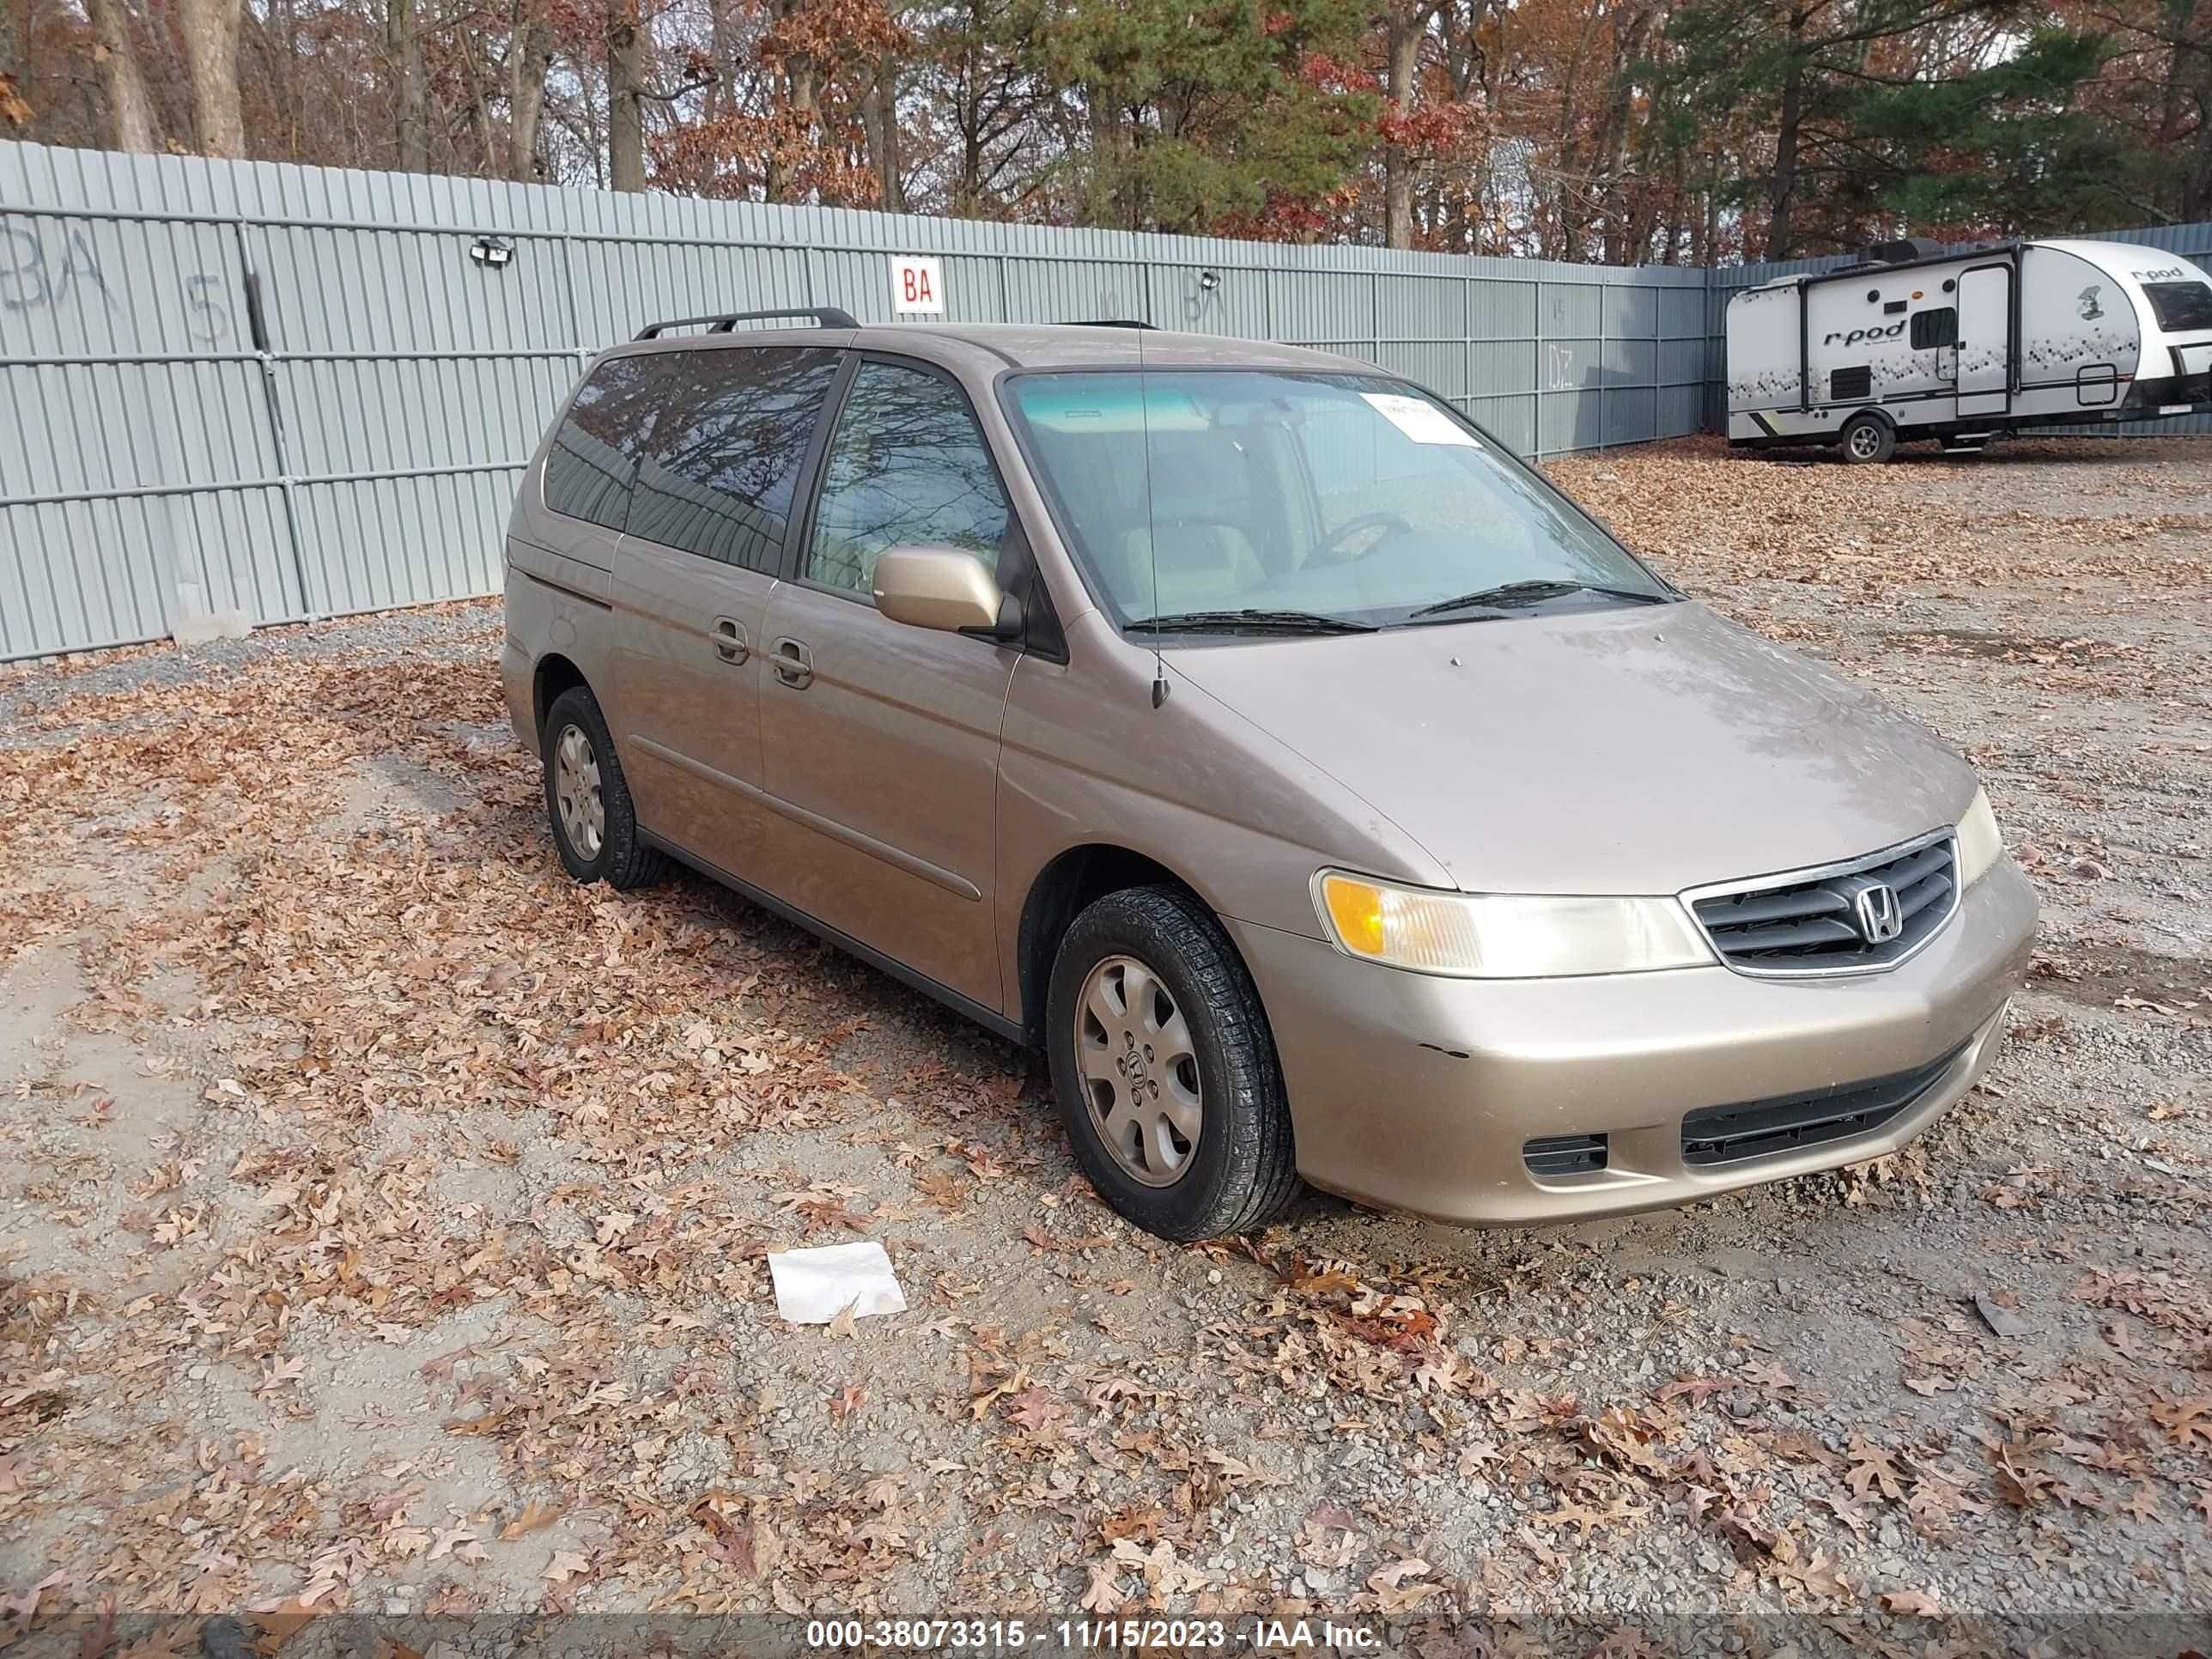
[{"xmin": 1360, "ymin": 392, "xmax": 1480, "ymax": 447}]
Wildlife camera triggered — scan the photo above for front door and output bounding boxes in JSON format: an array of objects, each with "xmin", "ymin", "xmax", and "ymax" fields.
[
  {"xmin": 757, "ymin": 356, "xmax": 1020, "ymax": 1008},
  {"xmin": 609, "ymin": 343, "xmax": 845, "ymax": 878},
  {"xmin": 1956, "ymin": 264, "xmax": 2013, "ymax": 419}
]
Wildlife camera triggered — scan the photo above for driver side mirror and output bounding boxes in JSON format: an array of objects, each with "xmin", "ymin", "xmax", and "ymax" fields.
[{"xmin": 871, "ymin": 547, "xmax": 1021, "ymax": 641}]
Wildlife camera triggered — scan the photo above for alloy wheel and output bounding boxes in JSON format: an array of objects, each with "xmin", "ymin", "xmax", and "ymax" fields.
[
  {"xmin": 552, "ymin": 722, "xmax": 605, "ymax": 860},
  {"xmin": 1074, "ymin": 953, "xmax": 1203, "ymax": 1187}
]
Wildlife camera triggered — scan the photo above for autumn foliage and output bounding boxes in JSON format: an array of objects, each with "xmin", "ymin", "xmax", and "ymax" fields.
[{"xmin": 6, "ymin": 0, "xmax": 2212, "ymax": 258}]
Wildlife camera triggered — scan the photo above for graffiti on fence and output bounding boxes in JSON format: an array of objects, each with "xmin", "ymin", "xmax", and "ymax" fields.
[
  {"xmin": 1, "ymin": 218, "xmax": 113, "ymax": 312},
  {"xmin": 183, "ymin": 272, "xmax": 231, "ymax": 343},
  {"xmin": 2, "ymin": 216, "xmax": 233, "ymax": 346}
]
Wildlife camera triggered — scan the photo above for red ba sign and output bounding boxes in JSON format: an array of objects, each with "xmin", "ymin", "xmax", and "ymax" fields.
[{"xmin": 890, "ymin": 255, "xmax": 945, "ymax": 315}]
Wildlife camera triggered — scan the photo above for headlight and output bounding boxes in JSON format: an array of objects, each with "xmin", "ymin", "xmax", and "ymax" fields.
[
  {"xmin": 1957, "ymin": 787, "xmax": 2003, "ymax": 885},
  {"xmin": 1312, "ymin": 870, "xmax": 1715, "ymax": 979}
]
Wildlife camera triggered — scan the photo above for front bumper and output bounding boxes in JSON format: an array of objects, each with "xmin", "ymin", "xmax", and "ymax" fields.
[{"xmin": 1226, "ymin": 859, "xmax": 2037, "ymax": 1225}]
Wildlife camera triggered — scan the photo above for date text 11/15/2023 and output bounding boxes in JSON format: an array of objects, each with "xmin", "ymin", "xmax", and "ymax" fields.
[{"xmin": 802, "ymin": 1618, "xmax": 1384, "ymax": 1651}]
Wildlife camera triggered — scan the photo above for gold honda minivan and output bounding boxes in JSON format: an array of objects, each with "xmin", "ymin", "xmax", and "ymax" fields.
[{"xmin": 501, "ymin": 309, "xmax": 2038, "ymax": 1241}]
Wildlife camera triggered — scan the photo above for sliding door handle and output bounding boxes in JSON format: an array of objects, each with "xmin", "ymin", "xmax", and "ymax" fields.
[{"xmin": 770, "ymin": 636, "xmax": 813, "ymax": 690}]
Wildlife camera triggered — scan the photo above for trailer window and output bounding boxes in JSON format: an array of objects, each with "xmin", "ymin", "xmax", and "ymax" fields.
[
  {"xmin": 2144, "ymin": 281, "xmax": 2212, "ymax": 332},
  {"xmin": 1910, "ymin": 307, "xmax": 1957, "ymax": 349}
]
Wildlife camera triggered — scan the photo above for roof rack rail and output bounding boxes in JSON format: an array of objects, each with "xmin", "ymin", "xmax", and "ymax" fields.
[
  {"xmin": 635, "ymin": 306, "xmax": 860, "ymax": 340},
  {"xmin": 1065, "ymin": 319, "xmax": 1156, "ymax": 329}
]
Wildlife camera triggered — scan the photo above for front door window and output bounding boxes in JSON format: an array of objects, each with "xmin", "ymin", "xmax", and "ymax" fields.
[{"xmin": 807, "ymin": 361, "xmax": 1012, "ymax": 596}]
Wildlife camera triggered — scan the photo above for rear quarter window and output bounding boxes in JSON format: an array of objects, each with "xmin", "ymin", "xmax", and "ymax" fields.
[
  {"xmin": 2144, "ymin": 280, "xmax": 2212, "ymax": 332},
  {"xmin": 542, "ymin": 355, "xmax": 671, "ymax": 532}
]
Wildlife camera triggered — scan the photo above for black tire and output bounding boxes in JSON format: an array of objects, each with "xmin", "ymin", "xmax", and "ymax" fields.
[
  {"xmin": 541, "ymin": 685, "xmax": 667, "ymax": 890},
  {"xmin": 1840, "ymin": 412, "xmax": 1895, "ymax": 465},
  {"xmin": 1046, "ymin": 884, "xmax": 1299, "ymax": 1240}
]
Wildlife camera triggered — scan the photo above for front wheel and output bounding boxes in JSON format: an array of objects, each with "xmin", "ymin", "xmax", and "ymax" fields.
[
  {"xmin": 1840, "ymin": 412, "xmax": 1895, "ymax": 465},
  {"xmin": 1046, "ymin": 885, "xmax": 1299, "ymax": 1240}
]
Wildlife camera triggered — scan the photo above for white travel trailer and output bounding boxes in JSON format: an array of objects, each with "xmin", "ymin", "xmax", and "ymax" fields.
[{"xmin": 1726, "ymin": 236, "xmax": 2212, "ymax": 461}]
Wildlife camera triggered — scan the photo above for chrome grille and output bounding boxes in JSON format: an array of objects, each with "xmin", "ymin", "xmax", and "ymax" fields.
[{"xmin": 1686, "ymin": 830, "xmax": 1960, "ymax": 976}]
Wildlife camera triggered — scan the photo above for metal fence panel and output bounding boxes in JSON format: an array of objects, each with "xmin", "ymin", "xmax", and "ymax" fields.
[{"xmin": 0, "ymin": 135, "xmax": 1907, "ymax": 659}]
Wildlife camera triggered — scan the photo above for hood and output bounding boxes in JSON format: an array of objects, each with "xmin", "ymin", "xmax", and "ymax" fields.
[{"xmin": 1165, "ymin": 601, "xmax": 1975, "ymax": 896}]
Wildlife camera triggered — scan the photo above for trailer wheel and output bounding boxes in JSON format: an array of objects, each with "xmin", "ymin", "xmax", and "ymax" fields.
[{"xmin": 1840, "ymin": 413, "xmax": 1895, "ymax": 465}]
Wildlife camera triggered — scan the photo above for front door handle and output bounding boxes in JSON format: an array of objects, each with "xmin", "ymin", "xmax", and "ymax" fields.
[
  {"xmin": 711, "ymin": 616, "xmax": 748, "ymax": 664},
  {"xmin": 770, "ymin": 635, "xmax": 813, "ymax": 690}
]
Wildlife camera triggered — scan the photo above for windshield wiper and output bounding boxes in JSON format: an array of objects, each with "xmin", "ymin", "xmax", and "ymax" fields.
[
  {"xmin": 1137, "ymin": 609, "xmax": 1378, "ymax": 635},
  {"xmin": 1407, "ymin": 579, "xmax": 1671, "ymax": 619}
]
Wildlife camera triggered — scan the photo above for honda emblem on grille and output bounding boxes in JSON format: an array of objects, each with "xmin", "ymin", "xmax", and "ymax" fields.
[{"xmin": 1851, "ymin": 882, "xmax": 1904, "ymax": 944}]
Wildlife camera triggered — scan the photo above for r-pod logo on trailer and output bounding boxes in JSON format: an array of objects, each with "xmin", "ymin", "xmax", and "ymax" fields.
[{"xmin": 1823, "ymin": 321, "xmax": 1906, "ymax": 349}]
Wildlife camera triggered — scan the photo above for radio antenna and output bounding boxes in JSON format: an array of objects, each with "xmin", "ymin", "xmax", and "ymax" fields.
[{"xmin": 1135, "ymin": 329, "xmax": 1168, "ymax": 708}]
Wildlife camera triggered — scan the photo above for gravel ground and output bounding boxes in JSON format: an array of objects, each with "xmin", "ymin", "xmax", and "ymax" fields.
[{"xmin": 0, "ymin": 436, "xmax": 2208, "ymax": 1658}]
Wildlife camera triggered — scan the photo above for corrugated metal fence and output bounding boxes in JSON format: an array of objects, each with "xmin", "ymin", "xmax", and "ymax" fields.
[
  {"xmin": 0, "ymin": 141, "xmax": 1712, "ymax": 660},
  {"xmin": 3, "ymin": 136, "xmax": 2203, "ymax": 660}
]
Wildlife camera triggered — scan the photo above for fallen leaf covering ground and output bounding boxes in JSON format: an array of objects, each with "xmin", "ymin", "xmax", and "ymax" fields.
[{"xmin": 1, "ymin": 435, "xmax": 2209, "ymax": 1656}]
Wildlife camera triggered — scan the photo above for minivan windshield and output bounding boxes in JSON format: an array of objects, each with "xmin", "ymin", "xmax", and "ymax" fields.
[{"xmin": 1006, "ymin": 369, "xmax": 1670, "ymax": 630}]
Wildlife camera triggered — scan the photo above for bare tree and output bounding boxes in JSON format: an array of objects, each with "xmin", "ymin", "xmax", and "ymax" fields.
[
  {"xmin": 859, "ymin": 66, "xmax": 902, "ymax": 210},
  {"xmin": 86, "ymin": 0, "xmax": 157, "ymax": 150},
  {"xmin": 763, "ymin": 0, "xmax": 817, "ymax": 202},
  {"xmin": 179, "ymin": 0, "xmax": 247, "ymax": 155},
  {"xmin": 1382, "ymin": 0, "xmax": 1443, "ymax": 248},
  {"xmin": 607, "ymin": 0, "xmax": 650, "ymax": 189},
  {"xmin": 389, "ymin": 0, "xmax": 428, "ymax": 169},
  {"xmin": 507, "ymin": 0, "xmax": 555, "ymax": 179}
]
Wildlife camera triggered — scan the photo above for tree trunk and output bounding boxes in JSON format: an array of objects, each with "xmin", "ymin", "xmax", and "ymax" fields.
[
  {"xmin": 179, "ymin": 0, "xmax": 246, "ymax": 155},
  {"xmin": 87, "ymin": 0, "xmax": 157, "ymax": 150},
  {"xmin": 3, "ymin": 0, "xmax": 34, "ymax": 129},
  {"xmin": 1083, "ymin": 84, "xmax": 1124, "ymax": 228},
  {"xmin": 1547, "ymin": 2, "xmax": 1599, "ymax": 258},
  {"xmin": 2155, "ymin": 0, "xmax": 2197, "ymax": 151},
  {"xmin": 771, "ymin": 52, "xmax": 817, "ymax": 202},
  {"xmin": 577, "ymin": 49, "xmax": 607, "ymax": 187},
  {"xmin": 459, "ymin": 28, "xmax": 497, "ymax": 172},
  {"xmin": 389, "ymin": 0, "xmax": 428, "ymax": 169},
  {"xmin": 2189, "ymin": 86, "xmax": 2212, "ymax": 221},
  {"xmin": 1382, "ymin": 0, "xmax": 1424, "ymax": 249},
  {"xmin": 1592, "ymin": 3, "xmax": 1653, "ymax": 264},
  {"xmin": 2180, "ymin": 11, "xmax": 2212, "ymax": 220},
  {"xmin": 259, "ymin": 0, "xmax": 303, "ymax": 159},
  {"xmin": 507, "ymin": 0, "xmax": 553, "ymax": 179},
  {"xmin": 860, "ymin": 67, "xmax": 902, "ymax": 210},
  {"xmin": 606, "ymin": 0, "xmax": 648, "ymax": 191},
  {"xmin": 1765, "ymin": 12, "xmax": 1805, "ymax": 261},
  {"xmin": 702, "ymin": 0, "xmax": 732, "ymax": 124}
]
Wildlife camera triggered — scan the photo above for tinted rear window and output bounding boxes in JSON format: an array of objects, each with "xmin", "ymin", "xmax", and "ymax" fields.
[
  {"xmin": 542, "ymin": 355, "xmax": 670, "ymax": 532},
  {"xmin": 2145, "ymin": 281, "xmax": 2212, "ymax": 332},
  {"xmin": 629, "ymin": 347, "xmax": 842, "ymax": 570}
]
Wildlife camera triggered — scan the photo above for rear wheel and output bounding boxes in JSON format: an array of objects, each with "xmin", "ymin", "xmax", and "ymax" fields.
[
  {"xmin": 1840, "ymin": 412, "xmax": 1895, "ymax": 465},
  {"xmin": 541, "ymin": 685, "xmax": 667, "ymax": 890},
  {"xmin": 1047, "ymin": 885, "xmax": 1299, "ymax": 1240}
]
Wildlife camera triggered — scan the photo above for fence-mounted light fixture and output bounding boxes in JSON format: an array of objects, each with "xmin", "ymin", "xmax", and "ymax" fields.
[
  {"xmin": 1197, "ymin": 270, "xmax": 1220, "ymax": 293},
  {"xmin": 471, "ymin": 235, "xmax": 515, "ymax": 272}
]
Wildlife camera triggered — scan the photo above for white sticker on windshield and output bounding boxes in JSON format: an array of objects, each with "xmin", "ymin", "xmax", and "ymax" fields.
[{"xmin": 1360, "ymin": 392, "xmax": 1479, "ymax": 447}]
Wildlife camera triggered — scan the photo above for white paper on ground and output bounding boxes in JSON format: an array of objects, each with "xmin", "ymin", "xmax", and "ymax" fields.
[
  {"xmin": 766, "ymin": 1240, "xmax": 908, "ymax": 1324},
  {"xmin": 1360, "ymin": 390, "xmax": 1480, "ymax": 447}
]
